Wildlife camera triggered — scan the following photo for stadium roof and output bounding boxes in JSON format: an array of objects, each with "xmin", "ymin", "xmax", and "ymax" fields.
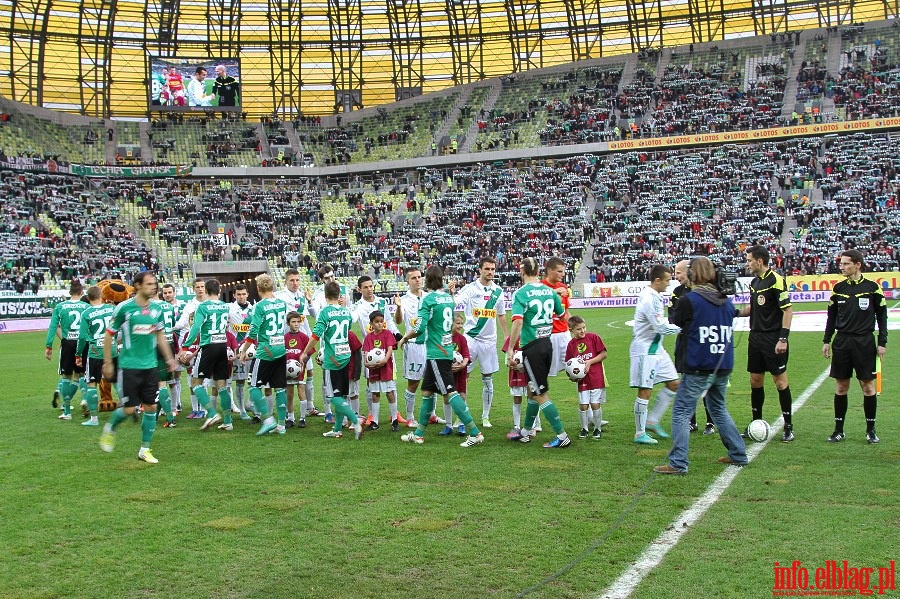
[{"xmin": 0, "ymin": 0, "xmax": 895, "ymax": 117}]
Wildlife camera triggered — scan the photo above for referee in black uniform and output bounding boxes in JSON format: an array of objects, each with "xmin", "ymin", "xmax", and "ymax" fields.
[
  {"xmin": 213, "ymin": 65, "xmax": 239, "ymax": 107},
  {"xmin": 737, "ymin": 246, "xmax": 795, "ymax": 442},
  {"xmin": 669, "ymin": 259, "xmax": 715, "ymax": 434},
  {"xmin": 822, "ymin": 249, "xmax": 888, "ymax": 444}
]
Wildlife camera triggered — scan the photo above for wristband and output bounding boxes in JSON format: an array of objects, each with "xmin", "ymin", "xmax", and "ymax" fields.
[{"xmin": 780, "ymin": 328, "xmax": 790, "ymax": 339}]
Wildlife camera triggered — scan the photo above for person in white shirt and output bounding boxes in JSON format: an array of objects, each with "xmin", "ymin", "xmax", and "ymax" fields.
[
  {"xmin": 187, "ymin": 67, "xmax": 212, "ymax": 107},
  {"xmin": 174, "ymin": 278, "xmax": 207, "ymax": 417},
  {"xmin": 273, "ymin": 268, "xmax": 317, "ymax": 425},
  {"xmin": 228, "ymin": 283, "xmax": 254, "ymax": 420},
  {"xmin": 352, "ymin": 275, "xmax": 400, "ymax": 423},
  {"xmin": 452, "ymin": 257, "xmax": 507, "ymax": 429},
  {"xmin": 629, "ymin": 264, "xmax": 681, "ymax": 444},
  {"xmin": 160, "ymin": 283, "xmax": 185, "ymax": 412}
]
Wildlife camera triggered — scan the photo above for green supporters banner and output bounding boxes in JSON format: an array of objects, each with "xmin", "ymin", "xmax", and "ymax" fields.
[
  {"xmin": 0, "ymin": 157, "xmax": 191, "ymax": 178},
  {"xmin": 0, "ymin": 296, "xmax": 63, "ymax": 318},
  {"xmin": 67, "ymin": 164, "xmax": 193, "ymax": 178}
]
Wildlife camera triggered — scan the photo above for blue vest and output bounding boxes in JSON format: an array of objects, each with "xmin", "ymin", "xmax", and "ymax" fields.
[{"xmin": 683, "ymin": 292, "xmax": 735, "ymax": 372}]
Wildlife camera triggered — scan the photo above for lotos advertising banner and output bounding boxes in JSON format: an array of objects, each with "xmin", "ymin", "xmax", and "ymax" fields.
[{"xmin": 786, "ymin": 272, "xmax": 900, "ymax": 292}]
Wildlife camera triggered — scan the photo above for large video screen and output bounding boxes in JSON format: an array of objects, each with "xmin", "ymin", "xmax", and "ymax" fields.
[{"xmin": 148, "ymin": 57, "xmax": 241, "ymax": 112}]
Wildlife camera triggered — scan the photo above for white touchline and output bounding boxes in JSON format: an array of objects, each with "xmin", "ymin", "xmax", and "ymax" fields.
[{"xmin": 598, "ymin": 367, "xmax": 832, "ymax": 599}]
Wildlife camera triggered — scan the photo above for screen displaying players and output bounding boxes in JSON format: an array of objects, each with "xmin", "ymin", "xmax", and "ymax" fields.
[{"xmin": 149, "ymin": 57, "xmax": 241, "ymax": 112}]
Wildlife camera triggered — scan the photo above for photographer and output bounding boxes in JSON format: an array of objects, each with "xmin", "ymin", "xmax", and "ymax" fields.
[{"xmin": 655, "ymin": 257, "xmax": 747, "ymax": 475}]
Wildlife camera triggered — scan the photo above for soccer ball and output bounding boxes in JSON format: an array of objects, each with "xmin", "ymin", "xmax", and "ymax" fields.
[
  {"xmin": 511, "ymin": 350, "xmax": 523, "ymax": 369},
  {"xmin": 226, "ymin": 348, "xmax": 235, "ymax": 362},
  {"xmin": 565, "ymin": 358, "xmax": 587, "ymax": 381},
  {"xmin": 365, "ymin": 348, "xmax": 386, "ymax": 367},
  {"xmin": 747, "ymin": 419, "xmax": 771, "ymax": 442},
  {"xmin": 452, "ymin": 351, "xmax": 465, "ymax": 367},
  {"xmin": 244, "ymin": 344, "xmax": 256, "ymax": 360},
  {"xmin": 286, "ymin": 359, "xmax": 302, "ymax": 379}
]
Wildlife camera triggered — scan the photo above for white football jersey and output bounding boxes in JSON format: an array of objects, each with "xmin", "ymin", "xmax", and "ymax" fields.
[
  {"xmin": 630, "ymin": 286, "xmax": 680, "ymax": 356},
  {"xmin": 455, "ymin": 280, "xmax": 506, "ymax": 342},
  {"xmin": 274, "ymin": 289, "xmax": 311, "ymax": 336},
  {"xmin": 352, "ymin": 295, "xmax": 399, "ymax": 339},
  {"xmin": 398, "ymin": 290, "xmax": 425, "ymax": 345}
]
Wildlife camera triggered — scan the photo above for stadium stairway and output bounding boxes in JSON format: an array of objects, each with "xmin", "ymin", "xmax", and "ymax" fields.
[
  {"xmin": 138, "ymin": 122, "xmax": 152, "ymax": 159},
  {"xmin": 462, "ymin": 81, "xmax": 501, "ymax": 153},
  {"xmin": 256, "ymin": 122, "xmax": 272, "ymax": 159},
  {"xmin": 284, "ymin": 122, "xmax": 304, "ymax": 155},
  {"xmin": 104, "ymin": 120, "xmax": 117, "ymax": 163},
  {"xmin": 655, "ymin": 47, "xmax": 672, "ymax": 82},
  {"xmin": 572, "ymin": 190, "xmax": 602, "ymax": 291},
  {"xmin": 781, "ymin": 34, "xmax": 808, "ymax": 117},
  {"xmin": 434, "ymin": 86, "xmax": 474, "ymax": 150},
  {"xmin": 822, "ymin": 29, "xmax": 844, "ymax": 115},
  {"xmin": 618, "ymin": 53, "xmax": 640, "ymax": 92}
]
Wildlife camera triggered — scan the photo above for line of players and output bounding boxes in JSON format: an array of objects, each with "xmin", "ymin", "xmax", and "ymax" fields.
[{"xmin": 46, "ymin": 247, "xmax": 888, "ymax": 463}]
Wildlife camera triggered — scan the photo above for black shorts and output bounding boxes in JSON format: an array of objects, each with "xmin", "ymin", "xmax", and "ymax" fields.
[
  {"xmin": 323, "ymin": 365, "xmax": 351, "ymax": 398},
  {"xmin": 522, "ymin": 337, "xmax": 553, "ymax": 396},
  {"xmin": 250, "ymin": 356, "xmax": 287, "ymax": 389},
  {"xmin": 118, "ymin": 368, "xmax": 159, "ymax": 407},
  {"xmin": 422, "ymin": 359, "xmax": 456, "ymax": 395},
  {"xmin": 58, "ymin": 339, "xmax": 86, "ymax": 376},
  {"xmin": 193, "ymin": 343, "xmax": 230, "ymax": 381},
  {"xmin": 830, "ymin": 334, "xmax": 877, "ymax": 381},
  {"xmin": 747, "ymin": 331, "xmax": 789, "ymax": 375},
  {"xmin": 86, "ymin": 356, "xmax": 109, "ymax": 384}
]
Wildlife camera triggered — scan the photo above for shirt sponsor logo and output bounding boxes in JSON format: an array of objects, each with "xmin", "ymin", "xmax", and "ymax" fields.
[
  {"xmin": 232, "ymin": 324, "xmax": 251, "ymax": 333},
  {"xmin": 473, "ymin": 308, "xmax": 497, "ymax": 318},
  {"xmin": 132, "ymin": 324, "xmax": 154, "ymax": 335}
]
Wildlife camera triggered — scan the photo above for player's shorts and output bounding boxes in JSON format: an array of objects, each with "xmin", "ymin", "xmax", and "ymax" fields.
[
  {"xmin": 522, "ymin": 337, "xmax": 553, "ymax": 396},
  {"xmin": 747, "ymin": 331, "xmax": 789, "ymax": 375},
  {"xmin": 86, "ymin": 356, "xmax": 107, "ymax": 384},
  {"xmin": 231, "ymin": 357, "xmax": 249, "ymax": 381},
  {"xmin": 368, "ymin": 379, "xmax": 397, "ymax": 394},
  {"xmin": 250, "ymin": 356, "xmax": 287, "ymax": 389},
  {"xmin": 830, "ymin": 334, "xmax": 878, "ymax": 381},
  {"xmin": 549, "ymin": 331, "xmax": 572, "ymax": 377},
  {"xmin": 578, "ymin": 388, "xmax": 607, "ymax": 405},
  {"xmin": 629, "ymin": 352, "xmax": 679, "ymax": 388},
  {"xmin": 422, "ymin": 359, "xmax": 456, "ymax": 395},
  {"xmin": 193, "ymin": 343, "xmax": 230, "ymax": 381},
  {"xmin": 403, "ymin": 342, "xmax": 426, "ymax": 381},
  {"xmin": 323, "ymin": 366, "xmax": 351, "ymax": 398},
  {"xmin": 465, "ymin": 337, "xmax": 500, "ymax": 375},
  {"xmin": 510, "ymin": 385, "xmax": 527, "ymax": 397},
  {"xmin": 118, "ymin": 368, "xmax": 159, "ymax": 407},
  {"xmin": 59, "ymin": 339, "xmax": 86, "ymax": 376}
]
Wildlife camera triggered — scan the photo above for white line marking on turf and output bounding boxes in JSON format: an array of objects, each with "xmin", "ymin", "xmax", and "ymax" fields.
[{"xmin": 598, "ymin": 367, "xmax": 832, "ymax": 599}]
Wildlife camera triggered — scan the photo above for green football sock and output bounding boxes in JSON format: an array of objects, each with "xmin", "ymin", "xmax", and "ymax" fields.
[
  {"xmin": 331, "ymin": 396, "xmax": 349, "ymax": 432},
  {"xmin": 219, "ymin": 388, "xmax": 233, "ymax": 425},
  {"xmin": 540, "ymin": 400, "xmax": 564, "ymax": 434},
  {"xmin": 85, "ymin": 387, "xmax": 99, "ymax": 417},
  {"xmin": 249, "ymin": 387, "xmax": 271, "ymax": 419},
  {"xmin": 108, "ymin": 407, "xmax": 128, "ymax": 431},
  {"xmin": 157, "ymin": 388, "xmax": 174, "ymax": 423},
  {"xmin": 523, "ymin": 399, "xmax": 540, "ymax": 432},
  {"xmin": 416, "ymin": 395, "xmax": 436, "ymax": 437},
  {"xmin": 77, "ymin": 377, "xmax": 87, "ymax": 396},
  {"xmin": 62, "ymin": 380, "xmax": 76, "ymax": 415},
  {"xmin": 141, "ymin": 410, "xmax": 157, "ymax": 445},
  {"xmin": 56, "ymin": 377, "xmax": 66, "ymax": 400},
  {"xmin": 193, "ymin": 385, "xmax": 216, "ymax": 416},
  {"xmin": 274, "ymin": 388, "xmax": 287, "ymax": 425},
  {"xmin": 448, "ymin": 393, "xmax": 479, "ymax": 435}
]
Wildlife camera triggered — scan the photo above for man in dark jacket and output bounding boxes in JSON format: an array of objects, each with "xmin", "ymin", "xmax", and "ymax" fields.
[{"xmin": 655, "ymin": 257, "xmax": 747, "ymax": 474}]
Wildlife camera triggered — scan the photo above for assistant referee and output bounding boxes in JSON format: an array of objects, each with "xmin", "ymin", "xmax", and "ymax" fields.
[
  {"xmin": 738, "ymin": 245, "xmax": 795, "ymax": 443},
  {"xmin": 822, "ymin": 249, "xmax": 888, "ymax": 444}
]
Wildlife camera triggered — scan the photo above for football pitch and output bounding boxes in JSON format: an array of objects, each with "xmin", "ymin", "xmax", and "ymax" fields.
[{"xmin": 0, "ymin": 305, "xmax": 897, "ymax": 599}]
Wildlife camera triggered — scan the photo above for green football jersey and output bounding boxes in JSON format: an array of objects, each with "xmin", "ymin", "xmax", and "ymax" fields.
[
  {"xmin": 77, "ymin": 303, "xmax": 117, "ymax": 359},
  {"xmin": 249, "ymin": 297, "xmax": 288, "ymax": 361},
  {"xmin": 108, "ymin": 298, "xmax": 165, "ymax": 370},
  {"xmin": 46, "ymin": 299, "xmax": 88, "ymax": 347},
  {"xmin": 414, "ymin": 290, "xmax": 456, "ymax": 360},
  {"xmin": 313, "ymin": 304, "xmax": 354, "ymax": 370},
  {"xmin": 154, "ymin": 299, "xmax": 177, "ymax": 346},
  {"xmin": 511, "ymin": 282, "xmax": 564, "ymax": 347},
  {"xmin": 186, "ymin": 299, "xmax": 230, "ymax": 346}
]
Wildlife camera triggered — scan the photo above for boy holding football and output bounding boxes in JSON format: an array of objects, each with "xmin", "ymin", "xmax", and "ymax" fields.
[
  {"xmin": 565, "ymin": 315, "xmax": 608, "ymax": 440},
  {"xmin": 362, "ymin": 311, "xmax": 397, "ymax": 431},
  {"xmin": 285, "ymin": 312, "xmax": 309, "ymax": 428}
]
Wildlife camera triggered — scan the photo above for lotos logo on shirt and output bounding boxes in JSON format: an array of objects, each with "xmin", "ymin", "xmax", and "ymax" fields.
[
  {"xmin": 233, "ymin": 324, "xmax": 250, "ymax": 333},
  {"xmin": 374, "ymin": 339, "xmax": 382, "ymax": 348},
  {"xmin": 473, "ymin": 308, "xmax": 497, "ymax": 318},
  {"xmin": 578, "ymin": 342, "xmax": 587, "ymax": 354}
]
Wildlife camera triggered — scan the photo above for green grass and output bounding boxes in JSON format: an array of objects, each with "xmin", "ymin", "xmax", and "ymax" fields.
[{"xmin": 1, "ymin": 305, "xmax": 897, "ymax": 599}]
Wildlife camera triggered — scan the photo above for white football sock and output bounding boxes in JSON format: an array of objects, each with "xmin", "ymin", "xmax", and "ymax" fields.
[{"xmin": 634, "ymin": 397, "xmax": 649, "ymax": 435}]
